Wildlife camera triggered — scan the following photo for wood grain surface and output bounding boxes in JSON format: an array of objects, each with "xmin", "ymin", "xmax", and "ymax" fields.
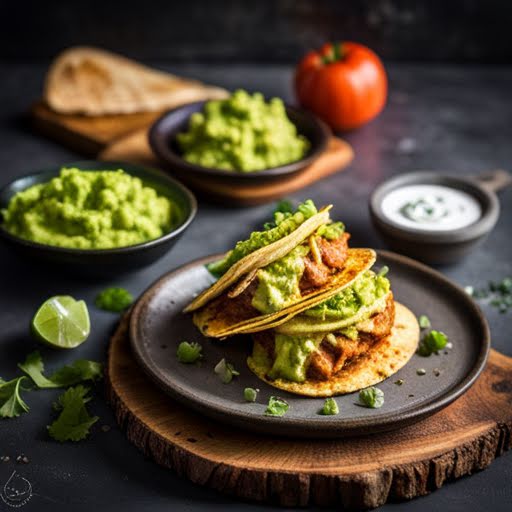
[{"xmin": 106, "ymin": 314, "xmax": 512, "ymax": 509}]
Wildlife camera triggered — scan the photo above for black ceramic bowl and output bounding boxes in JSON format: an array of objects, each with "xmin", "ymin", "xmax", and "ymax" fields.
[
  {"xmin": 0, "ymin": 161, "xmax": 197, "ymax": 274},
  {"xmin": 369, "ymin": 171, "xmax": 503, "ymax": 265},
  {"xmin": 149, "ymin": 100, "xmax": 330, "ymax": 186}
]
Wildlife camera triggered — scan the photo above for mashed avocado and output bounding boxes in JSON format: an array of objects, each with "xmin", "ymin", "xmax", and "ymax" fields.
[
  {"xmin": 305, "ymin": 270, "xmax": 390, "ymax": 321},
  {"xmin": 252, "ymin": 244, "xmax": 309, "ymax": 314},
  {"xmin": 2, "ymin": 167, "xmax": 175, "ymax": 249},
  {"xmin": 207, "ymin": 199, "xmax": 317, "ymax": 276},
  {"xmin": 268, "ymin": 333, "xmax": 324, "ymax": 382},
  {"xmin": 177, "ymin": 89, "xmax": 310, "ymax": 172}
]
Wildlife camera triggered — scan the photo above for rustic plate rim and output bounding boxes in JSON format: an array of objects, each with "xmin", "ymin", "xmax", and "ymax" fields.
[{"xmin": 129, "ymin": 250, "xmax": 490, "ymax": 437}]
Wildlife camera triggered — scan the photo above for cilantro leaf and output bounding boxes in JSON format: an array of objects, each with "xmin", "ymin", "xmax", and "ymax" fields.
[
  {"xmin": 265, "ymin": 396, "xmax": 289, "ymax": 417},
  {"xmin": 0, "ymin": 377, "xmax": 30, "ymax": 418},
  {"xmin": 47, "ymin": 386, "xmax": 98, "ymax": 442},
  {"xmin": 18, "ymin": 351, "xmax": 103, "ymax": 389},
  {"xmin": 358, "ymin": 387, "xmax": 384, "ymax": 409}
]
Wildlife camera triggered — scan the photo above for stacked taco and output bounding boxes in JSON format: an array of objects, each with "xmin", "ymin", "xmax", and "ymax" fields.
[{"xmin": 185, "ymin": 200, "xmax": 419, "ymax": 397}]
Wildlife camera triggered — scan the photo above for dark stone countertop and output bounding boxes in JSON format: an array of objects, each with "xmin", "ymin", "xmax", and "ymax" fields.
[{"xmin": 0, "ymin": 62, "xmax": 511, "ymax": 511}]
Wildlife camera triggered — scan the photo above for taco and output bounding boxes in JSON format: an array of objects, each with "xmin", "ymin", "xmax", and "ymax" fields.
[
  {"xmin": 184, "ymin": 200, "xmax": 375, "ymax": 338},
  {"xmin": 246, "ymin": 266, "xmax": 419, "ymax": 397}
]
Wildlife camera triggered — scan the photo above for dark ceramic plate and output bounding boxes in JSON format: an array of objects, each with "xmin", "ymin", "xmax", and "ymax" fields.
[
  {"xmin": 149, "ymin": 100, "xmax": 330, "ymax": 186},
  {"xmin": 129, "ymin": 251, "xmax": 489, "ymax": 438},
  {"xmin": 0, "ymin": 161, "xmax": 197, "ymax": 275}
]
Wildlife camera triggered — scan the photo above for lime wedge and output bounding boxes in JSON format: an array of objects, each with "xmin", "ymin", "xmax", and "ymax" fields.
[{"xmin": 31, "ymin": 296, "xmax": 90, "ymax": 349}]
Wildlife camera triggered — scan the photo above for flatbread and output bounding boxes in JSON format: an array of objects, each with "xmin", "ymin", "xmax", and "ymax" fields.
[
  {"xmin": 247, "ymin": 302, "xmax": 419, "ymax": 397},
  {"xmin": 44, "ymin": 46, "xmax": 228, "ymax": 115},
  {"xmin": 192, "ymin": 248, "xmax": 376, "ymax": 338}
]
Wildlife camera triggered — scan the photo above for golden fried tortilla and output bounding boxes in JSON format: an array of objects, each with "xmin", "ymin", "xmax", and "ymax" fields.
[{"xmin": 247, "ymin": 302, "xmax": 419, "ymax": 397}]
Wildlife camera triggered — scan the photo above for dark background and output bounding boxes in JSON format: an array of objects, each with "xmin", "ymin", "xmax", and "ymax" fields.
[{"xmin": 2, "ymin": 0, "xmax": 512, "ymax": 64}]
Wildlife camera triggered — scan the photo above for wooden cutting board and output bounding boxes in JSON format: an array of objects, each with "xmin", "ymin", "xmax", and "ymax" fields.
[
  {"xmin": 106, "ymin": 314, "xmax": 512, "ymax": 509},
  {"xmin": 31, "ymin": 102, "xmax": 354, "ymax": 206}
]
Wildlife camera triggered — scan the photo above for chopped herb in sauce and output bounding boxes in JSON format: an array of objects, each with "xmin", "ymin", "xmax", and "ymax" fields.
[
  {"xmin": 176, "ymin": 341, "xmax": 202, "ymax": 364},
  {"xmin": 358, "ymin": 387, "xmax": 384, "ymax": 409},
  {"xmin": 214, "ymin": 358, "xmax": 239, "ymax": 383},
  {"xmin": 319, "ymin": 397, "xmax": 339, "ymax": 415},
  {"xmin": 265, "ymin": 396, "xmax": 289, "ymax": 417}
]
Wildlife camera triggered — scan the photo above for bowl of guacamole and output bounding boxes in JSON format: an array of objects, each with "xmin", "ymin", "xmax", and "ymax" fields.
[
  {"xmin": 149, "ymin": 89, "xmax": 330, "ymax": 184},
  {"xmin": 0, "ymin": 161, "xmax": 197, "ymax": 274}
]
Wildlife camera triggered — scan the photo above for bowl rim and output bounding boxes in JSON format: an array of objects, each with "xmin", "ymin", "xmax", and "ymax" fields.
[
  {"xmin": 369, "ymin": 171, "xmax": 500, "ymax": 244},
  {"xmin": 148, "ymin": 100, "xmax": 331, "ymax": 179},
  {"xmin": 0, "ymin": 160, "xmax": 198, "ymax": 255}
]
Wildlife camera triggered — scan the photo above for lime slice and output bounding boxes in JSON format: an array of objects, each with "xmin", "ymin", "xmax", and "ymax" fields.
[{"xmin": 31, "ymin": 296, "xmax": 90, "ymax": 349}]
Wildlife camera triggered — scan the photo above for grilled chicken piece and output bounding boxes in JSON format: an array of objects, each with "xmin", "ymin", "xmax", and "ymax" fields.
[{"xmin": 300, "ymin": 233, "xmax": 350, "ymax": 291}]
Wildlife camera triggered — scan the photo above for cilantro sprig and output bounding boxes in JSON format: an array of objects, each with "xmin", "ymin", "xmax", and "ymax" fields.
[{"xmin": 47, "ymin": 386, "xmax": 99, "ymax": 442}]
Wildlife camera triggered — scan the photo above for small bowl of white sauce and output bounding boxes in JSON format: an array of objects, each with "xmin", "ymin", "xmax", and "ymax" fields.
[{"xmin": 370, "ymin": 170, "xmax": 511, "ymax": 264}]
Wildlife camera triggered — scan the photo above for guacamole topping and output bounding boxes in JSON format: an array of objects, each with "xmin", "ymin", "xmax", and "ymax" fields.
[
  {"xmin": 268, "ymin": 333, "xmax": 324, "ymax": 382},
  {"xmin": 207, "ymin": 199, "xmax": 318, "ymax": 276},
  {"xmin": 2, "ymin": 167, "xmax": 176, "ymax": 249},
  {"xmin": 177, "ymin": 89, "xmax": 310, "ymax": 172},
  {"xmin": 251, "ymin": 244, "xmax": 309, "ymax": 314},
  {"xmin": 304, "ymin": 270, "xmax": 390, "ymax": 320},
  {"xmin": 255, "ymin": 270, "xmax": 391, "ymax": 383}
]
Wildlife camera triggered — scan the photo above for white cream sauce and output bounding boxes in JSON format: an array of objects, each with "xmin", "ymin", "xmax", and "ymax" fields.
[{"xmin": 381, "ymin": 184, "xmax": 482, "ymax": 231}]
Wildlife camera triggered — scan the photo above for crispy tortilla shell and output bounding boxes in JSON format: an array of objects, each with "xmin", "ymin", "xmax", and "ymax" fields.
[
  {"xmin": 246, "ymin": 302, "xmax": 419, "ymax": 397},
  {"xmin": 193, "ymin": 248, "xmax": 376, "ymax": 338},
  {"xmin": 184, "ymin": 207, "xmax": 332, "ymax": 314}
]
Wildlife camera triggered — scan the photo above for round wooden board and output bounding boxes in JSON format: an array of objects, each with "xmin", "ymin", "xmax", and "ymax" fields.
[{"xmin": 106, "ymin": 314, "xmax": 512, "ymax": 509}]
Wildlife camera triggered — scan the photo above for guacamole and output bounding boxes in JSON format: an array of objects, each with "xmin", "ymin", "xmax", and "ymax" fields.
[
  {"xmin": 304, "ymin": 270, "xmax": 390, "ymax": 320},
  {"xmin": 177, "ymin": 89, "xmax": 310, "ymax": 172},
  {"xmin": 2, "ymin": 167, "xmax": 175, "ymax": 249},
  {"xmin": 207, "ymin": 199, "xmax": 318, "ymax": 276}
]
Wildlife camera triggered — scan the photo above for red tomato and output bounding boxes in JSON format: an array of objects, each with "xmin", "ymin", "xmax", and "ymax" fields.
[{"xmin": 295, "ymin": 42, "xmax": 387, "ymax": 131}]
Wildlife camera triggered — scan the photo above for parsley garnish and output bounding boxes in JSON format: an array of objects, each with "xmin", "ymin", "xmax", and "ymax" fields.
[
  {"xmin": 18, "ymin": 351, "xmax": 103, "ymax": 388},
  {"xmin": 0, "ymin": 377, "xmax": 30, "ymax": 418},
  {"xmin": 176, "ymin": 341, "xmax": 202, "ymax": 364},
  {"xmin": 214, "ymin": 358, "xmax": 240, "ymax": 384},
  {"xmin": 95, "ymin": 287, "xmax": 133, "ymax": 312},
  {"xmin": 265, "ymin": 396, "xmax": 289, "ymax": 416},
  {"xmin": 358, "ymin": 387, "xmax": 384, "ymax": 408},
  {"xmin": 47, "ymin": 386, "xmax": 99, "ymax": 442}
]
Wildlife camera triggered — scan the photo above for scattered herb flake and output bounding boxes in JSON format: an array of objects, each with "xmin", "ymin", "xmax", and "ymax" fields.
[
  {"xmin": 176, "ymin": 341, "xmax": 202, "ymax": 364},
  {"xmin": 394, "ymin": 379, "xmax": 404, "ymax": 386},
  {"xmin": 0, "ymin": 377, "xmax": 30, "ymax": 418},
  {"xmin": 265, "ymin": 396, "xmax": 289, "ymax": 417},
  {"xmin": 95, "ymin": 287, "xmax": 133, "ymax": 312},
  {"xmin": 214, "ymin": 358, "xmax": 239, "ymax": 384},
  {"xmin": 468, "ymin": 276, "xmax": 512, "ymax": 313},
  {"xmin": 47, "ymin": 385, "xmax": 99, "ymax": 442},
  {"xmin": 417, "ymin": 330, "xmax": 448, "ymax": 356},
  {"xmin": 319, "ymin": 397, "xmax": 339, "ymax": 416},
  {"xmin": 358, "ymin": 387, "xmax": 384, "ymax": 409},
  {"xmin": 243, "ymin": 387, "xmax": 259, "ymax": 402},
  {"xmin": 416, "ymin": 368, "xmax": 426, "ymax": 376},
  {"xmin": 18, "ymin": 351, "xmax": 103, "ymax": 388},
  {"xmin": 418, "ymin": 315, "xmax": 431, "ymax": 329}
]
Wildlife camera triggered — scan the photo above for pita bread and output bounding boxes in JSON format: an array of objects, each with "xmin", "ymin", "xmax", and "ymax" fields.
[
  {"xmin": 44, "ymin": 46, "xmax": 228, "ymax": 115},
  {"xmin": 247, "ymin": 302, "xmax": 419, "ymax": 397}
]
